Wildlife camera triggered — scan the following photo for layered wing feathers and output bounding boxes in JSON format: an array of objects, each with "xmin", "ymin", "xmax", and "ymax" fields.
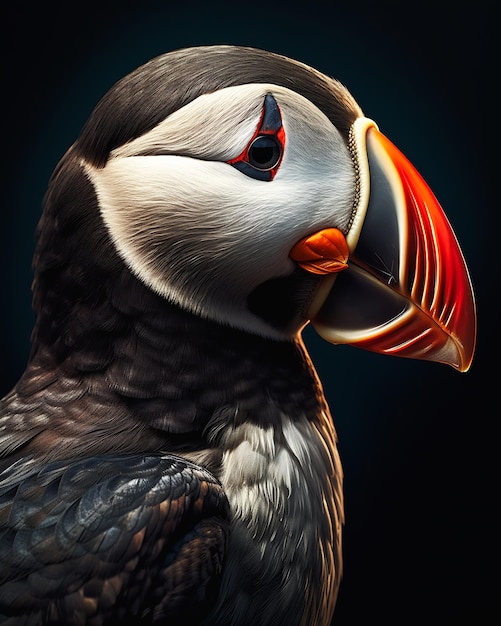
[{"xmin": 0, "ymin": 453, "xmax": 229, "ymax": 625}]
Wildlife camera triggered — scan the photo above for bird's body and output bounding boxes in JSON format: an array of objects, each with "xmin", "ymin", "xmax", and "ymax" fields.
[
  {"xmin": 0, "ymin": 282, "xmax": 341, "ymax": 624},
  {"xmin": 0, "ymin": 46, "xmax": 475, "ymax": 625}
]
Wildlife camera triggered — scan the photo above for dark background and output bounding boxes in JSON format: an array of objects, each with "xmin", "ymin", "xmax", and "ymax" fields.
[{"xmin": 1, "ymin": 1, "xmax": 497, "ymax": 624}]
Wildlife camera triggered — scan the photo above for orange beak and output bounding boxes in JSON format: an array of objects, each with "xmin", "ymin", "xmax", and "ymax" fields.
[{"xmin": 290, "ymin": 118, "xmax": 476, "ymax": 372}]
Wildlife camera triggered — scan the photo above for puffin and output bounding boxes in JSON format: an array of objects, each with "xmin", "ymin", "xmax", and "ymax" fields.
[{"xmin": 0, "ymin": 45, "xmax": 476, "ymax": 625}]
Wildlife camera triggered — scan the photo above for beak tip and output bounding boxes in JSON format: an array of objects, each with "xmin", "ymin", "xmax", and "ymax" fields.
[
  {"xmin": 455, "ymin": 335, "xmax": 476, "ymax": 373},
  {"xmin": 438, "ymin": 341, "xmax": 474, "ymax": 373}
]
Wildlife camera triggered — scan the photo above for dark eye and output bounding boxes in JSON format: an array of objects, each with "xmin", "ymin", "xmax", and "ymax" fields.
[
  {"xmin": 227, "ymin": 93, "xmax": 285, "ymax": 181},
  {"xmin": 248, "ymin": 135, "xmax": 282, "ymax": 171}
]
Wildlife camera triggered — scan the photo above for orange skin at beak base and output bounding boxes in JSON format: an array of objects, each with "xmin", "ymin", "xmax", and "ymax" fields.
[{"xmin": 289, "ymin": 228, "xmax": 350, "ymax": 275}]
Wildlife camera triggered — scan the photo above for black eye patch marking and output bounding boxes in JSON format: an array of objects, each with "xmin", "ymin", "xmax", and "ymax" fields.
[{"xmin": 228, "ymin": 93, "xmax": 285, "ymax": 181}]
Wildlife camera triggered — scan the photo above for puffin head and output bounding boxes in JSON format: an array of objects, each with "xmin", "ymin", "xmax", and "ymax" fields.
[{"xmin": 45, "ymin": 45, "xmax": 476, "ymax": 371}]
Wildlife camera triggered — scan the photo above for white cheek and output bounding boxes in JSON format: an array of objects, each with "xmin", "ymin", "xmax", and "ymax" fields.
[
  {"xmin": 85, "ymin": 156, "xmax": 298, "ymax": 319},
  {"xmin": 276, "ymin": 96, "xmax": 356, "ymax": 233}
]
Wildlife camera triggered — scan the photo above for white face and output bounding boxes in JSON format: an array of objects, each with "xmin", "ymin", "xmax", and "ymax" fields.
[{"xmin": 83, "ymin": 83, "xmax": 356, "ymax": 338}]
